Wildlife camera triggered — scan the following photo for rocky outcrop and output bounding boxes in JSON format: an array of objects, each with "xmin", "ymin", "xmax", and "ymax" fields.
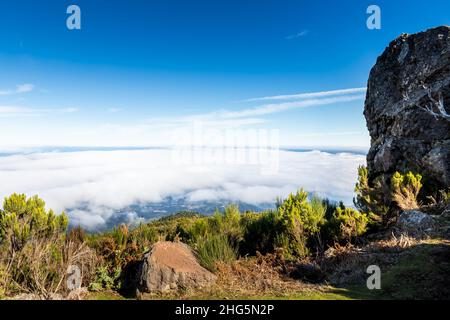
[
  {"xmin": 136, "ymin": 241, "xmax": 216, "ymax": 293},
  {"xmin": 397, "ymin": 210, "xmax": 436, "ymax": 232},
  {"xmin": 365, "ymin": 26, "xmax": 450, "ymax": 190}
]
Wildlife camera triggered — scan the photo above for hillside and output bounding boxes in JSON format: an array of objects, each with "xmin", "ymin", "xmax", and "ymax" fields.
[{"xmin": 1, "ymin": 26, "xmax": 450, "ymax": 301}]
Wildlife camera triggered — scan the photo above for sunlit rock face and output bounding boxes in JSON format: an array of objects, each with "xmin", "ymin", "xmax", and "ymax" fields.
[{"xmin": 365, "ymin": 26, "xmax": 450, "ymax": 190}]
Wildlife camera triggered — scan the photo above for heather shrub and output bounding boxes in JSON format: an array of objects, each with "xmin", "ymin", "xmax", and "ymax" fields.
[
  {"xmin": 196, "ymin": 234, "xmax": 238, "ymax": 272},
  {"xmin": 0, "ymin": 194, "xmax": 98, "ymax": 298},
  {"xmin": 129, "ymin": 223, "xmax": 158, "ymax": 251},
  {"xmin": 184, "ymin": 217, "xmax": 209, "ymax": 242},
  {"xmin": 210, "ymin": 205, "xmax": 243, "ymax": 246},
  {"xmin": 241, "ymin": 210, "xmax": 280, "ymax": 255},
  {"xmin": 354, "ymin": 166, "xmax": 429, "ymax": 227},
  {"xmin": 328, "ymin": 207, "xmax": 369, "ymax": 243},
  {"xmin": 275, "ymin": 190, "xmax": 326, "ymax": 258},
  {"xmin": 0, "ymin": 193, "xmax": 68, "ymax": 250},
  {"xmin": 391, "ymin": 171, "xmax": 423, "ymax": 210},
  {"xmin": 149, "ymin": 212, "xmax": 201, "ymax": 241},
  {"xmin": 354, "ymin": 166, "xmax": 392, "ymax": 226}
]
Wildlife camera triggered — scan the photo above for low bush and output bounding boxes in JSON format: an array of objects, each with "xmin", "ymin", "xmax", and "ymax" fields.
[
  {"xmin": 275, "ymin": 190, "xmax": 326, "ymax": 258},
  {"xmin": 0, "ymin": 193, "xmax": 68, "ymax": 250},
  {"xmin": 391, "ymin": 171, "xmax": 423, "ymax": 210},
  {"xmin": 354, "ymin": 166, "xmax": 391, "ymax": 226},
  {"xmin": 88, "ymin": 266, "xmax": 121, "ymax": 292},
  {"xmin": 0, "ymin": 194, "xmax": 99, "ymax": 298},
  {"xmin": 196, "ymin": 234, "xmax": 238, "ymax": 272},
  {"xmin": 328, "ymin": 207, "xmax": 369, "ymax": 243},
  {"xmin": 354, "ymin": 167, "xmax": 430, "ymax": 227},
  {"xmin": 241, "ymin": 210, "xmax": 280, "ymax": 255},
  {"xmin": 210, "ymin": 205, "xmax": 243, "ymax": 247}
]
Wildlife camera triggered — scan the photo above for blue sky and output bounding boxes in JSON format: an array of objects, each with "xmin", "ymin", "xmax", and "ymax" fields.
[{"xmin": 0, "ymin": 0, "xmax": 449, "ymax": 148}]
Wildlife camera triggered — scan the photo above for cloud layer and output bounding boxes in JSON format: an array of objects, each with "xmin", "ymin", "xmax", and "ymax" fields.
[{"xmin": 0, "ymin": 148, "xmax": 365, "ymax": 230}]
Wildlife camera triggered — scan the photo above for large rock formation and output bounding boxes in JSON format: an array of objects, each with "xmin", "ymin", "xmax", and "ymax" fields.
[
  {"xmin": 365, "ymin": 26, "xmax": 450, "ymax": 190},
  {"xmin": 136, "ymin": 241, "xmax": 216, "ymax": 293}
]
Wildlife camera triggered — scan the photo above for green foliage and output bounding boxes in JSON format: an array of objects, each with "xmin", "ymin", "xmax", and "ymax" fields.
[
  {"xmin": 442, "ymin": 190, "xmax": 450, "ymax": 204},
  {"xmin": 277, "ymin": 191, "xmax": 326, "ymax": 235},
  {"xmin": 0, "ymin": 194, "xmax": 68, "ymax": 250},
  {"xmin": 129, "ymin": 224, "xmax": 158, "ymax": 252},
  {"xmin": 210, "ymin": 205, "xmax": 243, "ymax": 246},
  {"xmin": 185, "ymin": 217, "xmax": 209, "ymax": 242},
  {"xmin": 111, "ymin": 224, "xmax": 129, "ymax": 250},
  {"xmin": 0, "ymin": 195, "xmax": 98, "ymax": 298},
  {"xmin": 322, "ymin": 199, "xmax": 345, "ymax": 221},
  {"xmin": 391, "ymin": 171, "xmax": 423, "ymax": 210},
  {"xmin": 354, "ymin": 166, "xmax": 391, "ymax": 226},
  {"xmin": 88, "ymin": 266, "xmax": 122, "ymax": 291},
  {"xmin": 241, "ymin": 210, "xmax": 280, "ymax": 255},
  {"xmin": 196, "ymin": 234, "xmax": 237, "ymax": 272},
  {"xmin": 148, "ymin": 212, "xmax": 203, "ymax": 242},
  {"xmin": 355, "ymin": 167, "xmax": 428, "ymax": 227},
  {"xmin": 329, "ymin": 207, "xmax": 369, "ymax": 243},
  {"xmin": 275, "ymin": 190, "xmax": 326, "ymax": 258}
]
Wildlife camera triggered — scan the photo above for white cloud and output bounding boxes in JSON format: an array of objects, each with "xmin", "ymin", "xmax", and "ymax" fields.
[
  {"xmin": 16, "ymin": 84, "xmax": 35, "ymax": 93},
  {"xmin": 244, "ymin": 87, "xmax": 367, "ymax": 102},
  {"xmin": 0, "ymin": 105, "xmax": 79, "ymax": 117},
  {"xmin": 0, "ymin": 86, "xmax": 367, "ymax": 147},
  {"xmin": 221, "ymin": 95, "xmax": 366, "ymax": 119},
  {"xmin": 285, "ymin": 30, "xmax": 309, "ymax": 40},
  {"xmin": 142, "ymin": 88, "xmax": 366, "ymax": 125},
  {"xmin": 0, "ymin": 149, "xmax": 365, "ymax": 230},
  {"xmin": 0, "ymin": 83, "xmax": 35, "ymax": 96}
]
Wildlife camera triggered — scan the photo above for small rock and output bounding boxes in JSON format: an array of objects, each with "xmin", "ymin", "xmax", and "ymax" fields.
[
  {"xmin": 397, "ymin": 210, "xmax": 435, "ymax": 233},
  {"xmin": 66, "ymin": 287, "xmax": 88, "ymax": 300}
]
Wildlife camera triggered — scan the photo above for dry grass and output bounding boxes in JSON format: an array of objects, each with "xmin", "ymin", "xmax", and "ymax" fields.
[
  {"xmin": 211, "ymin": 253, "xmax": 315, "ymax": 297},
  {"xmin": 139, "ymin": 251, "xmax": 331, "ymax": 300},
  {"xmin": 0, "ymin": 236, "xmax": 99, "ymax": 299},
  {"xmin": 320, "ymin": 233, "xmax": 421, "ymax": 286}
]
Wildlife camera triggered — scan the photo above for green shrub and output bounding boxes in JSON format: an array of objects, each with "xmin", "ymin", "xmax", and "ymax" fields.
[
  {"xmin": 241, "ymin": 191, "xmax": 328, "ymax": 259},
  {"xmin": 184, "ymin": 217, "xmax": 209, "ymax": 242},
  {"xmin": 151, "ymin": 212, "xmax": 201, "ymax": 241},
  {"xmin": 0, "ymin": 194, "xmax": 68, "ymax": 250},
  {"xmin": 88, "ymin": 266, "xmax": 121, "ymax": 291},
  {"xmin": 329, "ymin": 207, "xmax": 369, "ymax": 243},
  {"xmin": 1, "ymin": 228, "xmax": 98, "ymax": 299},
  {"xmin": 111, "ymin": 224, "xmax": 129, "ymax": 250},
  {"xmin": 129, "ymin": 223, "xmax": 158, "ymax": 250},
  {"xmin": 196, "ymin": 234, "xmax": 238, "ymax": 272},
  {"xmin": 322, "ymin": 198, "xmax": 345, "ymax": 221},
  {"xmin": 275, "ymin": 190, "xmax": 326, "ymax": 258},
  {"xmin": 354, "ymin": 166, "xmax": 391, "ymax": 226},
  {"xmin": 442, "ymin": 190, "xmax": 450, "ymax": 203},
  {"xmin": 241, "ymin": 210, "xmax": 280, "ymax": 255},
  {"xmin": 354, "ymin": 167, "xmax": 427, "ymax": 227},
  {"xmin": 0, "ymin": 194, "xmax": 89, "ymax": 298},
  {"xmin": 391, "ymin": 171, "xmax": 423, "ymax": 210},
  {"xmin": 210, "ymin": 205, "xmax": 243, "ymax": 246}
]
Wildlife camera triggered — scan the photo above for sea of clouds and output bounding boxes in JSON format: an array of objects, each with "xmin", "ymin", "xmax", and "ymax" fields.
[{"xmin": 0, "ymin": 148, "xmax": 366, "ymax": 230}]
